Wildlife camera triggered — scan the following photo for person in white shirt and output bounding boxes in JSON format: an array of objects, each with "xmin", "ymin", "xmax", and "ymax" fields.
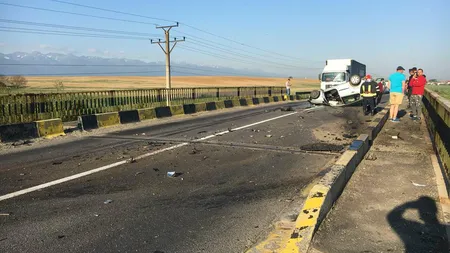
[{"xmin": 285, "ymin": 78, "xmax": 292, "ymax": 96}]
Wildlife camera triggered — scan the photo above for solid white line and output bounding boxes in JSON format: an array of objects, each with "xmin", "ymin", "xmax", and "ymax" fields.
[{"xmin": 0, "ymin": 110, "xmax": 298, "ymax": 202}]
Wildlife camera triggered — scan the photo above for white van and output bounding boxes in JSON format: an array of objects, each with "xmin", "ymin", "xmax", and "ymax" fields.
[{"xmin": 310, "ymin": 59, "xmax": 366, "ymax": 106}]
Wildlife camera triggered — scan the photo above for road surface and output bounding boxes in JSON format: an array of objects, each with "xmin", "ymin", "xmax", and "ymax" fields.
[{"xmin": 0, "ymin": 100, "xmax": 379, "ymax": 253}]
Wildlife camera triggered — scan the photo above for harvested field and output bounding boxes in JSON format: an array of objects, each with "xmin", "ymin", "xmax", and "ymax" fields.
[{"xmin": 7, "ymin": 76, "xmax": 319, "ymax": 93}]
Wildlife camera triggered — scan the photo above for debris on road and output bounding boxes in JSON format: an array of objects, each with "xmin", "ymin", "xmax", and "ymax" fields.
[
  {"xmin": 104, "ymin": 199, "xmax": 113, "ymax": 204},
  {"xmin": 228, "ymin": 127, "xmax": 233, "ymax": 132},
  {"xmin": 127, "ymin": 157, "xmax": 136, "ymax": 163},
  {"xmin": 365, "ymin": 153, "xmax": 377, "ymax": 161},
  {"xmin": 347, "ymin": 120, "xmax": 353, "ymax": 124},
  {"xmin": 265, "ymin": 135, "xmax": 272, "ymax": 138},
  {"xmin": 300, "ymin": 143, "xmax": 344, "ymax": 152},
  {"xmin": 189, "ymin": 148, "xmax": 200, "ymax": 154},
  {"xmin": 197, "ymin": 130, "xmax": 207, "ymax": 134},
  {"xmin": 0, "ymin": 213, "xmax": 10, "ymax": 216},
  {"xmin": 141, "ymin": 133, "xmax": 146, "ymax": 136},
  {"xmin": 343, "ymin": 133, "xmax": 358, "ymax": 139},
  {"xmin": 12, "ymin": 140, "xmax": 34, "ymax": 146},
  {"xmin": 167, "ymin": 171, "xmax": 183, "ymax": 178},
  {"xmin": 135, "ymin": 171, "xmax": 144, "ymax": 176},
  {"xmin": 392, "ymin": 135, "xmax": 398, "ymax": 140},
  {"xmin": 411, "ymin": 181, "xmax": 427, "ymax": 187},
  {"xmin": 251, "ymin": 129, "xmax": 261, "ymax": 132},
  {"xmin": 249, "ymin": 135, "xmax": 253, "ymax": 138},
  {"xmin": 57, "ymin": 235, "xmax": 65, "ymax": 239},
  {"xmin": 94, "ymin": 214, "xmax": 99, "ymax": 217},
  {"xmin": 153, "ymin": 168, "xmax": 160, "ymax": 172},
  {"xmin": 281, "ymin": 106, "xmax": 294, "ymax": 111},
  {"xmin": 52, "ymin": 161, "xmax": 63, "ymax": 165}
]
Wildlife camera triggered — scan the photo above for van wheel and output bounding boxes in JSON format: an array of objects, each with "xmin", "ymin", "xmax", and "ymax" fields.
[
  {"xmin": 349, "ymin": 75, "xmax": 361, "ymax": 86},
  {"xmin": 310, "ymin": 90, "xmax": 321, "ymax": 99}
]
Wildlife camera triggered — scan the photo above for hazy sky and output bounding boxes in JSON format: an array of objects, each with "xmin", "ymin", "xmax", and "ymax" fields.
[{"xmin": 0, "ymin": 0, "xmax": 449, "ymax": 79}]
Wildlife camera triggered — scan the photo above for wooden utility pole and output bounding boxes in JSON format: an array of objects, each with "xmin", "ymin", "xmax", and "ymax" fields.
[{"xmin": 151, "ymin": 22, "xmax": 185, "ymax": 106}]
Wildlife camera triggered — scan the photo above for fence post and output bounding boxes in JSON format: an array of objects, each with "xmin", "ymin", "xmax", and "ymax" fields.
[
  {"xmin": 268, "ymin": 87, "xmax": 272, "ymax": 96},
  {"xmin": 254, "ymin": 87, "xmax": 257, "ymax": 97},
  {"xmin": 192, "ymin": 88, "xmax": 196, "ymax": 100},
  {"xmin": 237, "ymin": 87, "xmax": 240, "ymax": 97},
  {"xmin": 216, "ymin": 88, "xmax": 220, "ymax": 99}
]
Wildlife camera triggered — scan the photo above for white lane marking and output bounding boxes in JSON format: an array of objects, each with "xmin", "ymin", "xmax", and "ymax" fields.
[{"xmin": 0, "ymin": 111, "xmax": 298, "ymax": 202}]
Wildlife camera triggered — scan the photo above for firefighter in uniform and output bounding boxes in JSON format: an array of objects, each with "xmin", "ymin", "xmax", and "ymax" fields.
[{"xmin": 360, "ymin": 74, "xmax": 377, "ymax": 116}]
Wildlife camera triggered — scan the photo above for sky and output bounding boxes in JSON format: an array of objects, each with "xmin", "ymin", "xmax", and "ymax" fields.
[{"xmin": 0, "ymin": 0, "xmax": 449, "ymax": 79}]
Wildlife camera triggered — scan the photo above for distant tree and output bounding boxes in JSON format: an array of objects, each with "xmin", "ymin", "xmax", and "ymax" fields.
[
  {"xmin": 429, "ymin": 79, "xmax": 438, "ymax": 83},
  {"xmin": 54, "ymin": 80, "xmax": 65, "ymax": 91},
  {"xmin": 9, "ymin": 75, "xmax": 28, "ymax": 89}
]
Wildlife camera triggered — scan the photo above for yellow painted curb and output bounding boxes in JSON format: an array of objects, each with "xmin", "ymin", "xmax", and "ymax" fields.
[
  {"xmin": 137, "ymin": 108, "xmax": 156, "ymax": 121},
  {"xmin": 194, "ymin": 102, "xmax": 207, "ymax": 112},
  {"xmin": 35, "ymin": 118, "xmax": 65, "ymax": 138},
  {"xmin": 96, "ymin": 112, "xmax": 121, "ymax": 128},
  {"xmin": 170, "ymin": 105, "xmax": 185, "ymax": 116},
  {"xmin": 215, "ymin": 100, "xmax": 226, "ymax": 110}
]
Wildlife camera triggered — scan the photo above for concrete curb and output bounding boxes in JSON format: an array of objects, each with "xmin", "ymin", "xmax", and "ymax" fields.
[
  {"xmin": 0, "ymin": 118, "xmax": 65, "ymax": 142},
  {"xmin": 247, "ymin": 104, "xmax": 390, "ymax": 253},
  {"xmin": 293, "ymin": 104, "xmax": 390, "ymax": 252},
  {"xmin": 1, "ymin": 94, "xmax": 306, "ymax": 142}
]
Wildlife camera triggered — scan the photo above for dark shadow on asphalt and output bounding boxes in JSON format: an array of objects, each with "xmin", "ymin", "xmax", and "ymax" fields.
[
  {"xmin": 397, "ymin": 109, "xmax": 408, "ymax": 118},
  {"xmin": 387, "ymin": 196, "xmax": 449, "ymax": 253}
]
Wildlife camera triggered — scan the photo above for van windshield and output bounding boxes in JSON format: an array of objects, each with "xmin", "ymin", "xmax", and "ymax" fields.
[{"xmin": 322, "ymin": 72, "xmax": 346, "ymax": 82}]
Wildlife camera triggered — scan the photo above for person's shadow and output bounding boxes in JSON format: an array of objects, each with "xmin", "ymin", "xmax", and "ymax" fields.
[{"xmin": 387, "ymin": 196, "xmax": 449, "ymax": 252}]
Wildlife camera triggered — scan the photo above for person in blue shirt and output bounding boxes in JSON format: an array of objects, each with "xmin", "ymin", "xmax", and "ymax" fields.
[{"xmin": 387, "ymin": 66, "xmax": 406, "ymax": 122}]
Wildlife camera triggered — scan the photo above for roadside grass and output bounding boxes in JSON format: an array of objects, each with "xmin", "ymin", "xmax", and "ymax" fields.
[{"xmin": 428, "ymin": 86, "xmax": 450, "ymax": 100}]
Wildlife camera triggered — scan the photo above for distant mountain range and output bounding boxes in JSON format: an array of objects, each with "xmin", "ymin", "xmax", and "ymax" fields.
[{"xmin": 0, "ymin": 51, "xmax": 280, "ymax": 77}]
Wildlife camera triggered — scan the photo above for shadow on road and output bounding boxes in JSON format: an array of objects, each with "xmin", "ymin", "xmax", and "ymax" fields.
[{"xmin": 387, "ymin": 196, "xmax": 449, "ymax": 253}]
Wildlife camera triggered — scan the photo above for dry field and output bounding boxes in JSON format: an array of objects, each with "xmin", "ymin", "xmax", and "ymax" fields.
[{"xmin": 19, "ymin": 76, "xmax": 319, "ymax": 93}]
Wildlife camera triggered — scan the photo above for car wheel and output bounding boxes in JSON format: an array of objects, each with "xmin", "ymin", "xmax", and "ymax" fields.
[
  {"xmin": 310, "ymin": 90, "xmax": 321, "ymax": 99},
  {"xmin": 349, "ymin": 74, "xmax": 361, "ymax": 86}
]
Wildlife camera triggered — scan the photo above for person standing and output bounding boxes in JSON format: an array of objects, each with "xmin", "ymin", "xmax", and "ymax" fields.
[
  {"xmin": 360, "ymin": 74, "xmax": 377, "ymax": 116},
  {"xmin": 387, "ymin": 66, "xmax": 406, "ymax": 122},
  {"xmin": 285, "ymin": 77, "xmax": 292, "ymax": 97},
  {"xmin": 409, "ymin": 68, "xmax": 427, "ymax": 120},
  {"xmin": 406, "ymin": 67, "xmax": 417, "ymax": 109},
  {"xmin": 376, "ymin": 78, "xmax": 384, "ymax": 105}
]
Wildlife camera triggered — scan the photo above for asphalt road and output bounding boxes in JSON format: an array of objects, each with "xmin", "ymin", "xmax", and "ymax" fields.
[{"xmin": 0, "ymin": 100, "xmax": 382, "ymax": 253}]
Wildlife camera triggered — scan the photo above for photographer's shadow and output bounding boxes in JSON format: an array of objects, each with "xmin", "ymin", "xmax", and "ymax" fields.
[{"xmin": 387, "ymin": 196, "xmax": 449, "ymax": 252}]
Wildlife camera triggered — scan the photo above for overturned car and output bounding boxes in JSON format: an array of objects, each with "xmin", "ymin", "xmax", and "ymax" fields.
[{"xmin": 309, "ymin": 59, "xmax": 366, "ymax": 106}]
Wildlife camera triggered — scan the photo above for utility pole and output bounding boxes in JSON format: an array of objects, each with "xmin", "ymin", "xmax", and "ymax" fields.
[{"xmin": 151, "ymin": 22, "xmax": 185, "ymax": 106}]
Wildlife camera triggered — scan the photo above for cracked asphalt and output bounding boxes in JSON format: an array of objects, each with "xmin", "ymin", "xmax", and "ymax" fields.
[{"xmin": 0, "ymin": 100, "xmax": 381, "ymax": 253}]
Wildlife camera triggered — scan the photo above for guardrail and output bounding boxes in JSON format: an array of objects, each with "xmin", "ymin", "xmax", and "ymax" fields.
[
  {"xmin": 0, "ymin": 86, "xmax": 287, "ymax": 125},
  {"xmin": 423, "ymin": 88, "xmax": 450, "ymax": 177}
]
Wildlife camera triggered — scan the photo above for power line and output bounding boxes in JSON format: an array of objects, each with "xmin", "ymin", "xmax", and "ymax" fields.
[
  {"xmin": 0, "ymin": 27, "xmax": 152, "ymax": 40},
  {"xmin": 0, "ymin": 19, "xmax": 161, "ymax": 37},
  {"xmin": 43, "ymin": 0, "xmax": 320, "ymax": 63},
  {"xmin": 0, "ymin": 2, "xmax": 158, "ymax": 26},
  {"xmin": 50, "ymin": 0, "xmax": 174, "ymax": 23},
  {"xmin": 173, "ymin": 32, "xmax": 314, "ymax": 65},
  {"xmin": 0, "ymin": 63, "xmax": 267, "ymax": 76},
  {"xmin": 179, "ymin": 45, "xmax": 321, "ymax": 70},
  {"xmin": 185, "ymin": 40, "xmax": 312, "ymax": 69}
]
